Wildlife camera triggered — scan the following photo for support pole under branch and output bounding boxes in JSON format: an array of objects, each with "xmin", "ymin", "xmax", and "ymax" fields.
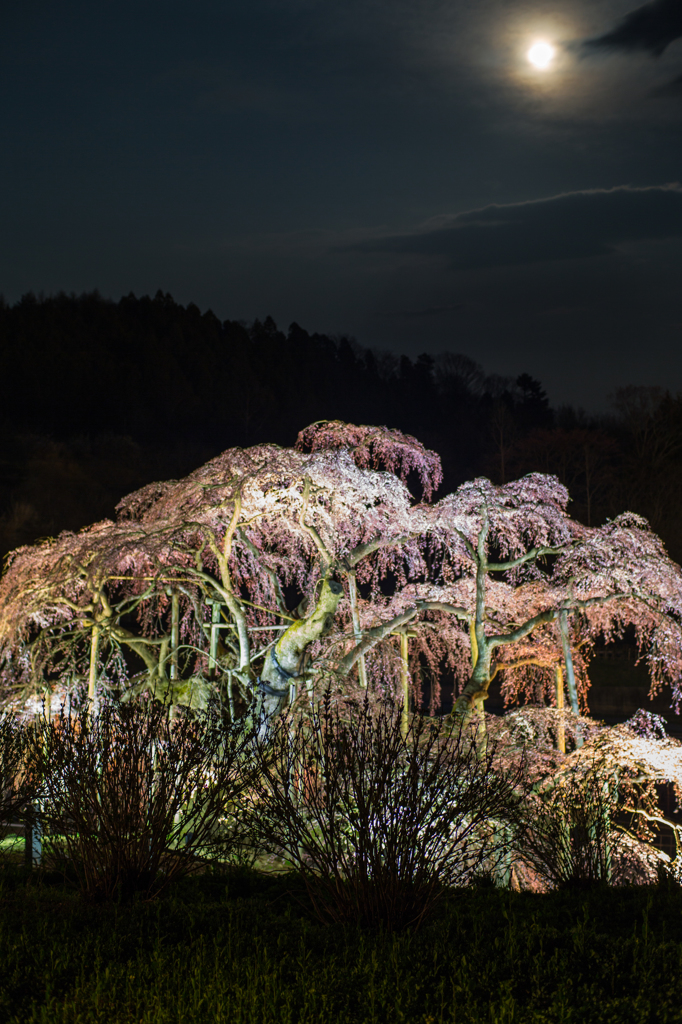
[
  {"xmin": 469, "ymin": 619, "xmax": 478, "ymax": 671},
  {"xmin": 555, "ymin": 663, "xmax": 566, "ymax": 755},
  {"xmin": 558, "ymin": 609, "xmax": 582, "ymax": 748},
  {"xmin": 88, "ymin": 625, "xmax": 101, "ymax": 703},
  {"xmin": 170, "ymin": 590, "xmax": 179, "ymax": 682},
  {"xmin": 558, "ymin": 610, "xmax": 579, "ymax": 714},
  {"xmin": 348, "ymin": 573, "xmax": 367, "ymax": 688},
  {"xmin": 208, "ymin": 600, "xmax": 221, "ymax": 675},
  {"xmin": 393, "ymin": 629, "xmax": 416, "ymax": 740},
  {"xmin": 400, "ymin": 632, "xmax": 409, "ymax": 740}
]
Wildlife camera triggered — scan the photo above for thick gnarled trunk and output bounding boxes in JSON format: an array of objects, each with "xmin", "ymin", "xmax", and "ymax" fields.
[
  {"xmin": 258, "ymin": 578, "xmax": 343, "ymax": 717},
  {"xmin": 451, "ymin": 649, "xmax": 492, "ymax": 744}
]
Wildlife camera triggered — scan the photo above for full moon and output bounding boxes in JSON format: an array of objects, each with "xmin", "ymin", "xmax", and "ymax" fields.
[{"xmin": 527, "ymin": 41, "xmax": 555, "ymax": 69}]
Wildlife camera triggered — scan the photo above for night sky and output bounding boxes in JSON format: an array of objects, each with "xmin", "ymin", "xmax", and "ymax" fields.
[{"xmin": 3, "ymin": 0, "xmax": 682, "ymax": 410}]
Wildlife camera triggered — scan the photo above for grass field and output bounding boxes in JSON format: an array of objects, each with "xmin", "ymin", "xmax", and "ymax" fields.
[{"xmin": 2, "ymin": 861, "xmax": 682, "ymax": 1023}]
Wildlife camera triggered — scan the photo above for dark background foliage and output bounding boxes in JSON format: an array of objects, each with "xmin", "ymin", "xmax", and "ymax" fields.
[{"xmin": 2, "ymin": 290, "xmax": 681, "ymax": 564}]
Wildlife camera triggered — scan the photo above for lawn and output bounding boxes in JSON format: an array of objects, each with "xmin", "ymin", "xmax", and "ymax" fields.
[{"xmin": 2, "ymin": 862, "xmax": 682, "ymax": 1023}]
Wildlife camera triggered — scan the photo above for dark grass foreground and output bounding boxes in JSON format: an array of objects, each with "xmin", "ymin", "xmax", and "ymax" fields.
[{"xmin": 2, "ymin": 867, "xmax": 682, "ymax": 1023}]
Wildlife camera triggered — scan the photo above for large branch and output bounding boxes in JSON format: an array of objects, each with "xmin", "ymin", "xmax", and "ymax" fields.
[
  {"xmin": 221, "ymin": 492, "xmax": 242, "ymax": 567},
  {"xmin": 488, "ymin": 590, "xmax": 628, "ymax": 650},
  {"xmin": 337, "ymin": 606, "xmax": 420, "ymax": 677},
  {"xmin": 298, "ymin": 476, "xmax": 333, "ymax": 570},
  {"xmin": 489, "ymin": 656, "xmax": 555, "ymax": 682},
  {"xmin": 416, "ymin": 600, "xmax": 471, "ymax": 621},
  {"xmin": 347, "ymin": 534, "xmax": 412, "ymax": 567},
  {"xmin": 487, "ymin": 543, "xmax": 574, "ymax": 573},
  {"xmin": 488, "ymin": 608, "xmax": 558, "ymax": 649},
  {"xmin": 336, "ymin": 599, "xmax": 469, "ymax": 678}
]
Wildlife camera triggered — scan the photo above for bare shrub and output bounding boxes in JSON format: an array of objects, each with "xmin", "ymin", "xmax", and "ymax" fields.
[
  {"xmin": 0, "ymin": 713, "xmax": 37, "ymax": 845},
  {"xmin": 29, "ymin": 698, "xmax": 256, "ymax": 901},
  {"xmin": 247, "ymin": 690, "xmax": 523, "ymax": 931},
  {"xmin": 514, "ymin": 764, "xmax": 645, "ymax": 890}
]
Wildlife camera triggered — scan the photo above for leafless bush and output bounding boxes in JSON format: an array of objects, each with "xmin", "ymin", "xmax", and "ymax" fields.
[
  {"xmin": 247, "ymin": 690, "xmax": 523, "ymax": 931},
  {"xmin": 514, "ymin": 764, "xmax": 646, "ymax": 890},
  {"xmin": 0, "ymin": 713, "xmax": 37, "ymax": 838},
  {"xmin": 29, "ymin": 699, "xmax": 257, "ymax": 900}
]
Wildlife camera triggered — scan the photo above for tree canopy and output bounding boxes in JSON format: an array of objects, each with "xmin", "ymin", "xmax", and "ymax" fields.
[{"xmin": 1, "ymin": 421, "xmax": 681, "ymax": 745}]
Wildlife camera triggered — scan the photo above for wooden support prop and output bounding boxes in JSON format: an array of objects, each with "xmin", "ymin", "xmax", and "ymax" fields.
[
  {"xmin": 555, "ymin": 664, "xmax": 566, "ymax": 754},
  {"xmin": 558, "ymin": 609, "xmax": 582, "ymax": 748},
  {"xmin": 208, "ymin": 600, "xmax": 221, "ymax": 675},
  {"xmin": 469, "ymin": 618, "xmax": 478, "ymax": 671},
  {"xmin": 393, "ymin": 629, "xmax": 417, "ymax": 740},
  {"xmin": 88, "ymin": 625, "xmax": 101, "ymax": 703},
  {"xmin": 400, "ymin": 632, "xmax": 409, "ymax": 740},
  {"xmin": 170, "ymin": 589, "xmax": 180, "ymax": 682},
  {"xmin": 348, "ymin": 573, "xmax": 368, "ymax": 688}
]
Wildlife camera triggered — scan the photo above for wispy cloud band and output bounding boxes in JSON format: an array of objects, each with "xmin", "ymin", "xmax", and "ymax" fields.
[{"xmin": 350, "ymin": 185, "xmax": 682, "ymax": 270}]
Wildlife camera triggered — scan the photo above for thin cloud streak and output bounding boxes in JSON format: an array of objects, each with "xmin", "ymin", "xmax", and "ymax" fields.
[
  {"xmin": 350, "ymin": 185, "xmax": 682, "ymax": 271},
  {"xmin": 585, "ymin": 0, "xmax": 682, "ymax": 57}
]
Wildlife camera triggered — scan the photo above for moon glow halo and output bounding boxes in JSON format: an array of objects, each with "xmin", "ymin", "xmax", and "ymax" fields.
[{"xmin": 527, "ymin": 41, "xmax": 555, "ymax": 69}]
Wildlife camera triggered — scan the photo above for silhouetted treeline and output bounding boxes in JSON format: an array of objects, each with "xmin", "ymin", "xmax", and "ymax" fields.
[{"xmin": 1, "ymin": 290, "xmax": 682, "ymax": 562}]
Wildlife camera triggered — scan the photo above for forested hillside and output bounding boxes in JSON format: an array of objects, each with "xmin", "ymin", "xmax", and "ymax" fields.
[{"xmin": 1, "ymin": 290, "xmax": 681, "ymax": 562}]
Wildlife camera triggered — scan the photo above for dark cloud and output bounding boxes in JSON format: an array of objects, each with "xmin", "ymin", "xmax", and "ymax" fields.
[
  {"xmin": 653, "ymin": 70, "xmax": 682, "ymax": 93},
  {"xmin": 352, "ymin": 185, "xmax": 682, "ymax": 270},
  {"xmin": 586, "ymin": 0, "xmax": 682, "ymax": 57}
]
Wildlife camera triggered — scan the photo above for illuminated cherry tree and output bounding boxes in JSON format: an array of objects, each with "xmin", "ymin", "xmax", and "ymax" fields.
[
  {"xmin": 422, "ymin": 479, "xmax": 682, "ymax": 734},
  {"xmin": 0, "ymin": 423, "xmax": 439, "ymax": 716},
  {"xmin": 1, "ymin": 420, "xmax": 682, "ymax": 747}
]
